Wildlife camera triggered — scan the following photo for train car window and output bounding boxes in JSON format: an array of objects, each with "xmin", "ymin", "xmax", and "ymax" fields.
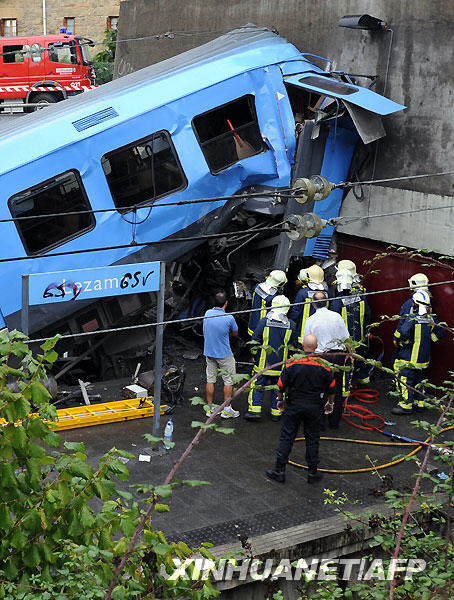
[
  {"xmin": 192, "ymin": 95, "xmax": 267, "ymax": 174},
  {"xmin": 2, "ymin": 45, "xmax": 24, "ymax": 64},
  {"xmin": 8, "ymin": 170, "xmax": 95, "ymax": 255},
  {"xmin": 101, "ymin": 130, "xmax": 187, "ymax": 212}
]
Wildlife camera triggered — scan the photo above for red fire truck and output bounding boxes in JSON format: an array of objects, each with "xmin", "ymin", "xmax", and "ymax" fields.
[{"xmin": 0, "ymin": 33, "xmax": 96, "ymax": 110}]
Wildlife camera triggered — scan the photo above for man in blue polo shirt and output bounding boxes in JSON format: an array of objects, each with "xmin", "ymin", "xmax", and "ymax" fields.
[{"xmin": 203, "ymin": 291, "xmax": 240, "ymax": 419}]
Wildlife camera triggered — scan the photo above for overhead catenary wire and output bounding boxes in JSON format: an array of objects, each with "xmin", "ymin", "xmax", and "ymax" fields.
[
  {"xmin": 28, "ymin": 277, "xmax": 454, "ymax": 343},
  {"xmin": 0, "ymin": 25, "xmax": 276, "ymax": 59},
  {"xmin": 0, "ymin": 190, "xmax": 293, "ymax": 225},
  {"xmin": 2, "ymin": 196, "xmax": 454, "ymax": 265},
  {"xmin": 2, "ymin": 172, "xmax": 452, "ymax": 226},
  {"xmin": 0, "ymin": 224, "xmax": 291, "ymax": 264},
  {"xmin": 336, "ymin": 171, "xmax": 454, "ymax": 188},
  {"xmin": 337, "ymin": 204, "xmax": 454, "ymax": 226}
]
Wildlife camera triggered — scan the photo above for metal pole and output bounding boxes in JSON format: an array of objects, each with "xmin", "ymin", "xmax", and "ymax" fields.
[
  {"xmin": 152, "ymin": 262, "xmax": 165, "ymax": 436},
  {"xmin": 21, "ymin": 274, "xmax": 29, "ymax": 336},
  {"xmin": 42, "ymin": 0, "xmax": 47, "ymax": 35}
]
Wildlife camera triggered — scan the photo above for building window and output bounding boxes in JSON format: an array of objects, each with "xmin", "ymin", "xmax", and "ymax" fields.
[
  {"xmin": 101, "ymin": 131, "xmax": 187, "ymax": 212},
  {"xmin": 192, "ymin": 95, "xmax": 267, "ymax": 174},
  {"xmin": 107, "ymin": 16, "xmax": 118, "ymax": 30},
  {"xmin": 64, "ymin": 17, "xmax": 75, "ymax": 34},
  {"xmin": 9, "ymin": 170, "xmax": 95, "ymax": 255},
  {"xmin": 2, "ymin": 44, "xmax": 24, "ymax": 64},
  {"xmin": 0, "ymin": 19, "xmax": 18, "ymax": 37}
]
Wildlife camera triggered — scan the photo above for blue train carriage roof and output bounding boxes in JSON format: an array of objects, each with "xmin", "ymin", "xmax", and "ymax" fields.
[
  {"xmin": 0, "ymin": 25, "xmax": 314, "ymax": 177},
  {"xmin": 0, "ymin": 23, "xmax": 405, "ymax": 178}
]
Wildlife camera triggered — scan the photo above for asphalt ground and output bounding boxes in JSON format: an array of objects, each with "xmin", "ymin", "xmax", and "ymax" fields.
[{"xmin": 58, "ymin": 355, "xmax": 453, "ymax": 547}]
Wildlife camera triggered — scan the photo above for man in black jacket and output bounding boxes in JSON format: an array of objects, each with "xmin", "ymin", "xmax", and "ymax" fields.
[{"xmin": 266, "ymin": 334, "xmax": 336, "ymax": 484}]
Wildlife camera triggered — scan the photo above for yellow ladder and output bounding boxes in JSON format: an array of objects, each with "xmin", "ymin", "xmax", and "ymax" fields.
[{"xmin": 1, "ymin": 398, "xmax": 170, "ymax": 431}]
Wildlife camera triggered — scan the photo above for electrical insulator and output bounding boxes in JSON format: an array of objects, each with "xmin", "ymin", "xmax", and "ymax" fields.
[
  {"xmin": 285, "ymin": 213, "xmax": 327, "ymax": 240},
  {"xmin": 292, "ymin": 175, "xmax": 335, "ymax": 204}
]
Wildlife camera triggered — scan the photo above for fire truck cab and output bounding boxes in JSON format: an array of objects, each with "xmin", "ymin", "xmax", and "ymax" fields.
[{"xmin": 0, "ymin": 33, "xmax": 96, "ymax": 110}]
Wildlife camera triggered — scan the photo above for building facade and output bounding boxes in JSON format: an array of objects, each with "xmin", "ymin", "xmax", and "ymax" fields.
[{"xmin": 0, "ymin": 0, "xmax": 121, "ymax": 43}]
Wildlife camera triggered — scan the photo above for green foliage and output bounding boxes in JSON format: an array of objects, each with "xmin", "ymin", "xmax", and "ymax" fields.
[
  {"xmin": 93, "ymin": 28, "xmax": 117, "ymax": 84},
  {"xmin": 0, "ymin": 330, "xmax": 223, "ymax": 599}
]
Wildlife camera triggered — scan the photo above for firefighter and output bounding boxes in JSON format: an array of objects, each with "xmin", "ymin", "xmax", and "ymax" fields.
[
  {"xmin": 330, "ymin": 268, "xmax": 371, "ymax": 386},
  {"xmin": 247, "ymin": 270, "xmax": 287, "ymax": 336},
  {"xmin": 289, "ymin": 264, "xmax": 328, "ymax": 345},
  {"xmin": 245, "ymin": 295, "xmax": 297, "ymax": 421},
  {"xmin": 335, "ymin": 259, "xmax": 365, "ymax": 292},
  {"xmin": 391, "ymin": 290, "xmax": 445, "ymax": 415},
  {"xmin": 400, "ymin": 273, "xmax": 430, "ymax": 317}
]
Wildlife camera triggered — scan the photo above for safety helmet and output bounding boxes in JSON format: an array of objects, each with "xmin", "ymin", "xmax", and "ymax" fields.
[
  {"xmin": 307, "ymin": 264, "xmax": 324, "ymax": 284},
  {"xmin": 297, "ymin": 268, "xmax": 309, "ymax": 283},
  {"xmin": 412, "ymin": 290, "xmax": 431, "ymax": 315},
  {"xmin": 336, "ymin": 268, "xmax": 354, "ymax": 291},
  {"xmin": 408, "ymin": 273, "xmax": 429, "ymax": 290},
  {"xmin": 266, "ymin": 270, "xmax": 287, "ymax": 288},
  {"xmin": 336, "ymin": 259, "xmax": 357, "ymax": 277},
  {"xmin": 271, "ymin": 294, "xmax": 290, "ymax": 315}
]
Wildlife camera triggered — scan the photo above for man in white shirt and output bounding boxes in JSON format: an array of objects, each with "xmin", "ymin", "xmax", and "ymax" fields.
[{"xmin": 303, "ymin": 291, "xmax": 350, "ymax": 428}]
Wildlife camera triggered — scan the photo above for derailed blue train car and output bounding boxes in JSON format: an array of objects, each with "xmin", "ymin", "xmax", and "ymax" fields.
[{"xmin": 0, "ymin": 25, "xmax": 403, "ymax": 363}]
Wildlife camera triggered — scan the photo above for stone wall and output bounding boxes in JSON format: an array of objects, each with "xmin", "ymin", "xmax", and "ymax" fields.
[{"xmin": 0, "ymin": 0, "xmax": 121, "ymax": 44}]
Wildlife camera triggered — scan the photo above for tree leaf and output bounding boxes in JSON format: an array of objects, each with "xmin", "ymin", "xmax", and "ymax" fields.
[
  {"xmin": 214, "ymin": 427, "xmax": 235, "ymax": 435},
  {"xmin": 189, "ymin": 396, "xmax": 206, "ymax": 406},
  {"xmin": 22, "ymin": 544, "xmax": 41, "ymax": 568},
  {"xmin": 143, "ymin": 434, "xmax": 163, "ymax": 444},
  {"xmin": 120, "ymin": 516, "xmax": 135, "ymax": 536},
  {"xmin": 10, "ymin": 426, "xmax": 27, "ymax": 452},
  {"xmin": 10, "ymin": 528, "xmax": 28, "ymax": 550},
  {"xmin": 29, "ymin": 382, "xmax": 51, "ymax": 406},
  {"xmin": 63, "ymin": 441, "xmax": 86, "ymax": 453},
  {"xmin": 44, "ymin": 350, "xmax": 58, "ymax": 364},
  {"xmin": 0, "ymin": 504, "xmax": 14, "ymax": 529},
  {"xmin": 67, "ymin": 460, "xmax": 93, "ymax": 479},
  {"xmin": 155, "ymin": 503, "xmax": 170, "ymax": 513},
  {"xmin": 154, "ymin": 484, "xmax": 174, "ymax": 499},
  {"xmin": 40, "ymin": 336, "xmax": 60, "ymax": 352},
  {"xmin": 182, "ymin": 480, "xmax": 211, "ymax": 487}
]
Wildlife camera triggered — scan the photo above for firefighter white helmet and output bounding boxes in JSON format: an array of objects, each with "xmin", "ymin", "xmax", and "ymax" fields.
[
  {"xmin": 336, "ymin": 268, "xmax": 354, "ymax": 291},
  {"xmin": 271, "ymin": 294, "xmax": 290, "ymax": 315},
  {"xmin": 412, "ymin": 290, "xmax": 431, "ymax": 315},
  {"xmin": 336, "ymin": 259, "xmax": 357, "ymax": 277},
  {"xmin": 297, "ymin": 268, "xmax": 309, "ymax": 283},
  {"xmin": 266, "ymin": 270, "xmax": 287, "ymax": 288},
  {"xmin": 307, "ymin": 264, "xmax": 324, "ymax": 283},
  {"xmin": 408, "ymin": 273, "xmax": 429, "ymax": 290}
]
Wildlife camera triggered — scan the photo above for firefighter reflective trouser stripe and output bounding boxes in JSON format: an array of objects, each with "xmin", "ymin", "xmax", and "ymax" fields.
[
  {"xmin": 410, "ymin": 324, "xmax": 422, "ymax": 364},
  {"xmin": 253, "ymin": 328, "xmax": 292, "ymax": 377},
  {"xmin": 254, "ymin": 326, "xmax": 270, "ymax": 374},
  {"xmin": 297, "ymin": 301, "xmax": 312, "ymax": 344},
  {"xmin": 248, "ymin": 298, "xmax": 268, "ymax": 336},
  {"xmin": 341, "ymin": 306, "xmax": 348, "ymax": 331},
  {"xmin": 359, "ymin": 300, "xmax": 365, "ymax": 340},
  {"xmin": 394, "ymin": 359, "xmax": 427, "ymax": 409},
  {"xmin": 248, "ymin": 374, "xmax": 280, "ymax": 415}
]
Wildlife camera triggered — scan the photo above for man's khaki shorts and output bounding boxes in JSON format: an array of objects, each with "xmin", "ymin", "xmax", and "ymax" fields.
[{"xmin": 205, "ymin": 355, "xmax": 236, "ymax": 386}]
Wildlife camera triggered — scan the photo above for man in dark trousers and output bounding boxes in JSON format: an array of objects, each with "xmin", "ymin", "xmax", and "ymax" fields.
[{"xmin": 266, "ymin": 334, "xmax": 336, "ymax": 484}]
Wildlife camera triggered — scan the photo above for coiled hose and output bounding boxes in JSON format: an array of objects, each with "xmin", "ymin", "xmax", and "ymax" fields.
[{"xmin": 289, "ymin": 388, "xmax": 454, "ymax": 474}]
